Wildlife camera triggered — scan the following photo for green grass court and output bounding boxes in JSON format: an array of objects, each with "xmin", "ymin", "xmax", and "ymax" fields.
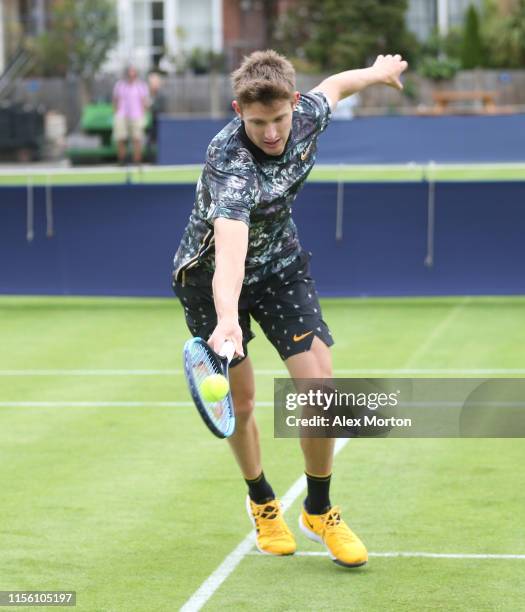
[
  {"xmin": 1, "ymin": 162, "xmax": 525, "ymax": 186},
  {"xmin": 1, "ymin": 295, "xmax": 524, "ymax": 611}
]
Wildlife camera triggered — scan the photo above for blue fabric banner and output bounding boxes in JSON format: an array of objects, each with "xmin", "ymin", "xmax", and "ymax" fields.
[
  {"xmin": 1, "ymin": 182, "xmax": 524, "ymax": 296},
  {"xmin": 158, "ymin": 114, "xmax": 525, "ymax": 165}
]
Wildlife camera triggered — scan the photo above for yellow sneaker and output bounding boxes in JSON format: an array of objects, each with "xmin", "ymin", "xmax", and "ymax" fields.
[
  {"xmin": 246, "ymin": 497, "xmax": 296, "ymax": 556},
  {"xmin": 299, "ymin": 505, "xmax": 368, "ymax": 567}
]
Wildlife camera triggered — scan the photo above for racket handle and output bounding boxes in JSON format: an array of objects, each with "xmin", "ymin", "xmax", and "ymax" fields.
[{"xmin": 219, "ymin": 340, "xmax": 235, "ymax": 364}]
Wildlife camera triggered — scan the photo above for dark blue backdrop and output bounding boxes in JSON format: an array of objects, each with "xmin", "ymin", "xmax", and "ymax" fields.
[
  {"xmin": 1, "ymin": 181, "xmax": 524, "ymax": 297},
  {"xmin": 158, "ymin": 114, "xmax": 525, "ymax": 165}
]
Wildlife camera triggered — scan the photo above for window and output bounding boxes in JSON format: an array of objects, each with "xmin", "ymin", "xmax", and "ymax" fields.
[
  {"xmin": 131, "ymin": 0, "xmax": 165, "ymax": 68},
  {"xmin": 406, "ymin": 0, "xmax": 437, "ymax": 41},
  {"xmin": 448, "ymin": 0, "xmax": 482, "ymax": 29},
  {"xmin": 177, "ymin": 0, "xmax": 213, "ymax": 51},
  {"xmin": 406, "ymin": 0, "xmax": 484, "ymax": 41}
]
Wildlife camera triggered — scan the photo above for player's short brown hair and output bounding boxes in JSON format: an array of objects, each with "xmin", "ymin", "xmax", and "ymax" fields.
[{"xmin": 231, "ymin": 50, "xmax": 296, "ymax": 106}]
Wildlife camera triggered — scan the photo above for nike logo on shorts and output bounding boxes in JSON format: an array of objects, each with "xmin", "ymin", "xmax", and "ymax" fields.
[{"xmin": 293, "ymin": 331, "xmax": 313, "ymax": 342}]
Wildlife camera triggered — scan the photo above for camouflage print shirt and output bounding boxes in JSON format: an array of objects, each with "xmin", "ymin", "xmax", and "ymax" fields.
[{"xmin": 173, "ymin": 91, "xmax": 332, "ymax": 285}]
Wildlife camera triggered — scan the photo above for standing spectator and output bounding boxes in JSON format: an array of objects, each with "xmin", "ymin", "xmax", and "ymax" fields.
[
  {"xmin": 147, "ymin": 71, "xmax": 167, "ymax": 152},
  {"xmin": 113, "ymin": 66, "xmax": 149, "ymax": 164}
]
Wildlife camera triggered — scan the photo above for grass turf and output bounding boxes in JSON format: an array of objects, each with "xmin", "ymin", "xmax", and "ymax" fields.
[
  {"xmin": 0, "ymin": 296, "xmax": 524, "ymax": 611},
  {"xmin": 0, "ymin": 163, "xmax": 525, "ymax": 186}
]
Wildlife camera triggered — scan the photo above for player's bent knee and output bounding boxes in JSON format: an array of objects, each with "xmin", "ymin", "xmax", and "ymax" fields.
[{"xmin": 233, "ymin": 399, "xmax": 255, "ymax": 426}]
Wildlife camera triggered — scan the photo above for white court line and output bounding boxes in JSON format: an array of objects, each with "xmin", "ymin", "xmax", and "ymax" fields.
[
  {"xmin": 1, "ymin": 369, "xmax": 524, "ymax": 376},
  {"xmin": 248, "ymin": 551, "xmax": 525, "ymax": 560},
  {"xmin": 2, "ymin": 401, "xmax": 524, "ymax": 409},
  {"xmin": 0, "ymin": 370, "xmax": 183, "ymax": 376},
  {"xmin": 1, "ymin": 163, "xmax": 522, "ymax": 178},
  {"xmin": 0, "ymin": 401, "xmax": 274, "ymax": 408},
  {"xmin": 179, "ymin": 438, "xmax": 349, "ymax": 612},
  {"xmin": 404, "ymin": 298, "xmax": 471, "ymax": 368},
  {"xmin": 0, "ymin": 164, "xmax": 202, "ymax": 177}
]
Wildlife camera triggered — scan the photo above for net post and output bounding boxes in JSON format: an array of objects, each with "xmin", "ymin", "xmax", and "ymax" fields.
[
  {"xmin": 335, "ymin": 163, "xmax": 344, "ymax": 241},
  {"xmin": 45, "ymin": 174, "xmax": 54, "ymax": 238},
  {"xmin": 424, "ymin": 160, "xmax": 436, "ymax": 267},
  {"xmin": 26, "ymin": 175, "xmax": 34, "ymax": 242}
]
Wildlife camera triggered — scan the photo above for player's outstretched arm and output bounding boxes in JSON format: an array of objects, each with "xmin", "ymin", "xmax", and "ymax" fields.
[
  {"xmin": 312, "ymin": 54, "xmax": 408, "ymax": 110},
  {"xmin": 208, "ymin": 217, "xmax": 248, "ymax": 358}
]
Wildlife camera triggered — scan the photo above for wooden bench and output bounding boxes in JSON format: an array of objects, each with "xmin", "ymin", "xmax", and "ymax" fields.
[{"xmin": 432, "ymin": 90, "xmax": 499, "ymax": 114}]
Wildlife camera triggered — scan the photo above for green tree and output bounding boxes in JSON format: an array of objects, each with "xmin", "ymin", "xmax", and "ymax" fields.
[
  {"xmin": 418, "ymin": 56, "xmax": 461, "ymax": 81},
  {"xmin": 274, "ymin": 0, "xmax": 418, "ymax": 72},
  {"xmin": 482, "ymin": 0, "xmax": 525, "ymax": 68},
  {"xmin": 30, "ymin": 0, "xmax": 117, "ymax": 78},
  {"xmin": 421, "ymin": 27, "xmax": 463, "ymax": 60},
  {"xmin": 461, "ymin": 4, "xmax": 485, "ymax": 68}
]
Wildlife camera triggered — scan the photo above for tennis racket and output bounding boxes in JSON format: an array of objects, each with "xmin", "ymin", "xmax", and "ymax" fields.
[{"xmin": 183, "ymin": 337, "xmax": 236, "ymax": 438}]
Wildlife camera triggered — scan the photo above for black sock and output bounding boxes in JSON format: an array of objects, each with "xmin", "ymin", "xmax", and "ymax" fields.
[
  {"xmin": 304, "ymin": 472, "xmax": 332, "ymax": 514},
  {"xmin": 245, "ymin": 471, "xmax": 275, "ymax": 504}
]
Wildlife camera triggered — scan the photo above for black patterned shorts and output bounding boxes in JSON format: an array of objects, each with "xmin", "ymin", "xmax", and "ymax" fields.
[{"xmin": 172, "ymin": 250, "xmax": 334, "ymax": 367}]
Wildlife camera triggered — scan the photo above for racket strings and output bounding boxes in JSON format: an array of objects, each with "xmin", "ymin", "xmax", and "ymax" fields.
[
  {"xmin": 189, "ymin": 343, "xmax": 231, "ymax": 430},
  {"xmin": 190, "ymin": 344, "xmax": 221, "ymax": 383}
]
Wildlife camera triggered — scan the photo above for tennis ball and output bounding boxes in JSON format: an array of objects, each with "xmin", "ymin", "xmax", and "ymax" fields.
[{"xmin": 201, "ymin": 374, "xmax": 229, "ymax": 402}]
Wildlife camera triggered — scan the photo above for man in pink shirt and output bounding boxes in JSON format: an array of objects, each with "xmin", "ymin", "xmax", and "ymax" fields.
[{"xmin": 113, "ymin": 66, "xmax": 149, "ymax": 164}]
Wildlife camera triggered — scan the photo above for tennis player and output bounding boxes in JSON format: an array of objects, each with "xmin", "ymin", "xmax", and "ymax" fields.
[{"xmin": 173, "ymin": 50, "xmax": 407, "ymax": 567}]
